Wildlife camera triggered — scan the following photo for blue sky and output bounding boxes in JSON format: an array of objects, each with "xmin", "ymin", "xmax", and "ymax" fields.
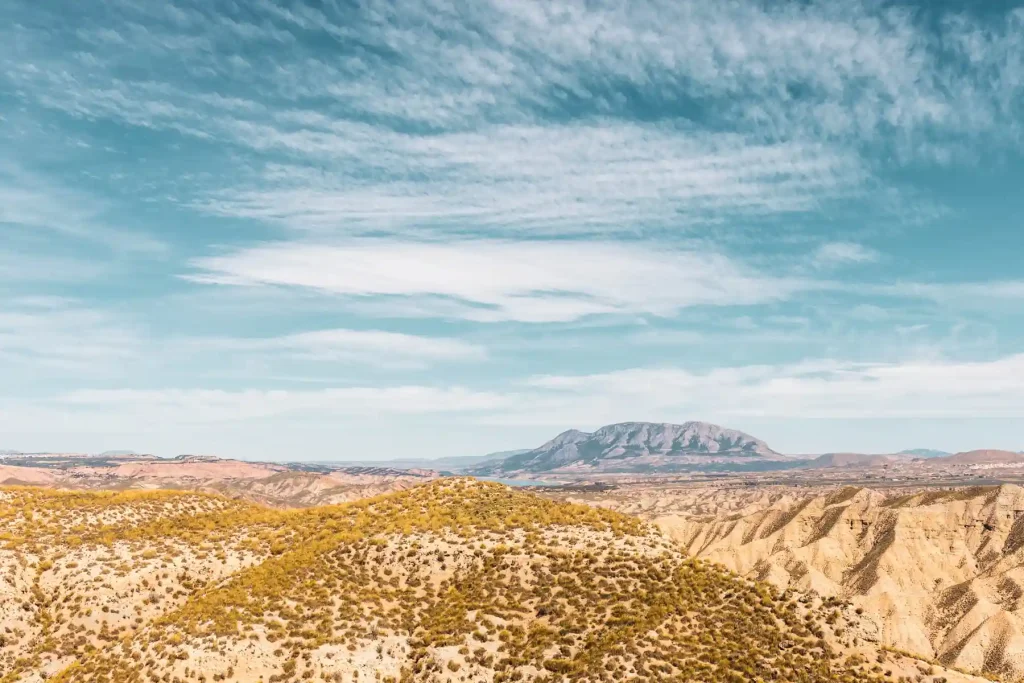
[{"xmin": 2, "ymin": 0, "xmax": 1023, "ymax": 460}]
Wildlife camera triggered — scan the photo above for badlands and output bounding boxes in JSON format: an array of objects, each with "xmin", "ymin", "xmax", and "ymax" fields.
[
  {"xmin": 0, "ymin": 479, "xmax": 988, "ymax": 683},
  {"xmin": 554, "ymin": 480, "xmax": 1024, "ymax": 682}
]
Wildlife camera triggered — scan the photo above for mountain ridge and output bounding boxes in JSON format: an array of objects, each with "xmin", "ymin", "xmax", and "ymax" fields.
[{"xmin": 478, "ymin": 421, "xmax": 783, "ymax": 475}]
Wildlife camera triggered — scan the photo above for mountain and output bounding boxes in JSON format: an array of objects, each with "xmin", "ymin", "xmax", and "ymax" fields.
[
  {"xmin": 802, "ymin": 452, "xmax": 904, "ymax": 468},
  {"xmin": 0, "ymin": 480, "xmax": 971, "ymax": 683},
  {"xmin": 898, "ymin": 448, "xmax": 950, "ymax": 457},
  {"xmin": 478, "ymin": 421, "xmax": 782, "ymax": 475},
  {"xmin": 332, "ymin": 452, "xmax": 528, "ymax": 472},
  {"xmin": 935, "ymin": 449, "xmax": 1024, "ymax": 465}
]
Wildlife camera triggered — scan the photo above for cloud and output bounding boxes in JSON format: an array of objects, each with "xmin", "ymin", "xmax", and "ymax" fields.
[
  {"xmin": 0, "ymin": 299, "xmax": 143, "ymax": 372},
  {"xmin": 0, "ymin": 298, "xmax": 485, "ymax": 384},
  {"xmin": 4, "ymin": 0, "xmax": 1021, "ymax": 244},
  {"xmin": 512, "ymin": 354, "xmax": 1024, "ymax": 423},
  {"xmin": 6, "ymin": 352, "xmax": 1023, "ymax": 441},
  {"xmin": 7, "ymin": 0, "xmax": 1022, "ymax": 149},
  {"xmin": 197, "ymin": 328, "xmax": 486, "ymax": 367},
  {"xmin": 187, "ymin": 240, "xmax": 807, "ymax": 322},
  {"xmin": 812, "ymin": 242, "xmax": 880, "ymax": 267},
  {"xmin": 45, "ymin": 385, "xmax": 512, "ymax": 425},
  {"xmin": 0, "ymin": 250, "xmax": 107, "ymax": 283},
  {"xmin": 191, "ymin": 125, "xmax": 865, "ymax": 236},
  {"xmin": 0, "ymin": 163, "xmax": 167, "ymax": 253}
]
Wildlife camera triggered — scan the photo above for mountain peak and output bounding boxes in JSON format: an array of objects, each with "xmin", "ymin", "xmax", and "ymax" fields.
[{"xmin": 538, "ymin": 428, "xmax": 591, "ymax": 450}]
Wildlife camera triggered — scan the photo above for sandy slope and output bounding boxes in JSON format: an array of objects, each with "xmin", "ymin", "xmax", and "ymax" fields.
[
  {"xmin": 585, "ymin": 483, "xmax": 1024, "ymax": 681},
  {"xmin": 0, "ymin": 465, "xmax": 58, "ymax": 485}
]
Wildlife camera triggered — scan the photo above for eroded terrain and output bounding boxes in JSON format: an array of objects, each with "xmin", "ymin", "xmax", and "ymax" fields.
[
  {"xmin": 0, "ymin": 481, "xmax": 984, "ymax": 683},
  {"xmin": 553, "ymin": 480, "xmax": 1024, "ymax": 681}
]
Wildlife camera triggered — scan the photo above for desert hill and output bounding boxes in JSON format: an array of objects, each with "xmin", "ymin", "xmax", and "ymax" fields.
[
  {"xmin": 802, "ymin": 453, "xmax": 907, "ymax": 469},
  {"xmin": 478, "ymin": 421, "xmax": 785, "ymax": 475},
  {"xmin": 574, "ymin": 483, "xmax": 1024, "ymax": 681},
  {"xmin": 935, "ymin": 450, "xmax": 1024, "ymax": 465},
  {"xmin": 0, "ymin": 480, "xmax": 976, "ymax": 683},
  {"xmin": 0, "ymin": 456, "xmax": 435, "ymax": 508}
]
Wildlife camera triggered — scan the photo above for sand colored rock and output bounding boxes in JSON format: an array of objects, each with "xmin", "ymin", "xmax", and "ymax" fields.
[{"xmin": 573, "ymin": 482, "xmax": 1024, "ymax": 681}]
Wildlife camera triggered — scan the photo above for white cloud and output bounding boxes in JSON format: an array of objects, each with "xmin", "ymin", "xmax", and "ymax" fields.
[
  {"xmin": 47, "ymin": 385, "xmax": 512, "ymax": 425},
  {"xmin": 199, "ymin": 328, "xmax": 486, "ymax": 366},
  {"xmin": 0, "ymin": 298, "xmax": 484, "ymax": 382},
  {"xmin": 0, "ymin": 162, "xmax": 167, "ymax": 253},
  {"xmin": 187, "ymin": 240, "xmax": 807, "ymax": 322},
  {"xmin": 5, "ymin": 353, "xmax": 1023, "ymax": 443},
  {"xmin": 5, "ymin": 0, "xmax": 1020, "ymax": 244},
  {"xmin": 8, "ymin": 0, "xmax": 1022, "ymax": 150},
  {"xmin": 0, "ymin": 301, "xmax": 143, "ymax": 372},
  {"xmin": 192, "ymin": 125, "xmax": 864, "ymax": 235},
  {"xmin": 812, "ymin": 242, "xmax": 880, "ymax": 267},
  {"xmin": 514, "ymin": 354, "xmax": 1024, "ymax": 423}
]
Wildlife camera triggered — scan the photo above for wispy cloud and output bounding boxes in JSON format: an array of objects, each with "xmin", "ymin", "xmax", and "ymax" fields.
[
  {"xmin": 196, "ymin": 328, "xmax": 486, "ymax": 368},
  {"xmin": 0, "ymin": 299, "xmax": 143, "ymax": 373},
  {"xmin": 5, "ymin": 353, "xmax": 1022, "ymax": 443},
  {"xmin": 812, "ymin": 242, "xmax": 880, "ymax": 268},
  {"xmin": 187, "ymin": 240, "xmax": 807, "ymax": 323},
  {"xmin": 0, "ymin": 298, "xmax": 486, "ymax": 383},
  {"xmin": 51, "ymin": 385, "xmax": 511, "ymax": 424},
  {"xmin": 515, "ymin": 354, "xmax": 1024, "ymax": 423},
  {"xmin": 0, "ymin": 163, "xmax": 167, "ymax": 253},
  {"xmin": 192, "ymin": 126, "xmax": 865, "ymax": 237},
  {"xmin": 8, "ymin": 0, "xmax": 1022, "ymax": 145},
  {"xmin": 4, "ymin": 0, "xmax": 1021, "ymax": 243}
]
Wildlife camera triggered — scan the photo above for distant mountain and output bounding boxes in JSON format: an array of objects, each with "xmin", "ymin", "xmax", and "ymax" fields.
[
  {"xmin": 803, "ymin": 453, "xmax": 903, "ymax": 469},
  {"xmin": 934, "ymin": 449, "xmax": 1024, "ymax": 465},
  {"xmin": 476, "ymin": 421, "xmax": 782, "ymax": 475},
  {"xmin": 299, "ymin": 452, "xmax": 529, "ymax": 473},
  {"xmin": 898, "ymin": 448, "xmax": 950, "ymax": 458}
]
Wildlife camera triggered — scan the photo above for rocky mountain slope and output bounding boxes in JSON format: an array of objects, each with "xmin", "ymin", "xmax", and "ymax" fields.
[
  {"xmin": 0, "ymin": 481, "xmax": 982, "ymax": 683},
  {"xmin": 577, "ymin": 483, "xmax": 1024, "ymax": 681},
  {"xmin": 479, "ymin": 421, "xmax": 783, "ymax": 475}
]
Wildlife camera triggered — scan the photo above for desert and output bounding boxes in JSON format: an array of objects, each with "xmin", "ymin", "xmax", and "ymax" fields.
[{"xmin": 0, "ymin": 479, "xmax": 995, "ymax": 683}]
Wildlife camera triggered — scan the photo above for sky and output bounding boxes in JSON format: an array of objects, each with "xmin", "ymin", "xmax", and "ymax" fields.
[{"xmin": 1, "ymin": 0, "xmax": 1024, "ymax": 460}]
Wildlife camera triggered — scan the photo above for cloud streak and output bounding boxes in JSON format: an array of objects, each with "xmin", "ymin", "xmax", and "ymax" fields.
[
  {"xmin": 4, "ymin": 353, "xmax": 1023, "ymax": 444},
  {"xmin": 517, "ymin": 354, "xmax": 1024, "ymax": 422},
  {"xmin": 187, "ymin": 240, "xmax": 807, "ymax": 322},
  {"xmin": 197, "ymin": 328, "xmax": 487, "ymax": 367}
]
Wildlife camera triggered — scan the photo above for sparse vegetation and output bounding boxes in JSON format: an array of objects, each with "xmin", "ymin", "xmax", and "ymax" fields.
[{"xmin": 0, "ymin": 480, "xmax": 917, "ymax": 682}]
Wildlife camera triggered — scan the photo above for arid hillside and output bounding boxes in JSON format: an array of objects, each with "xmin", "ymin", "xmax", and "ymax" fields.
[
  {"xmin": 565, "ymin": 483, "xmax": 1024, "ymax": 681},
  {"xmin": 0, "ymin": 458, "xmax": 433, "ymax": 508},
  {"xmin": 0, "ymin": 480, "xmax": 982, "ymax": 683}
]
